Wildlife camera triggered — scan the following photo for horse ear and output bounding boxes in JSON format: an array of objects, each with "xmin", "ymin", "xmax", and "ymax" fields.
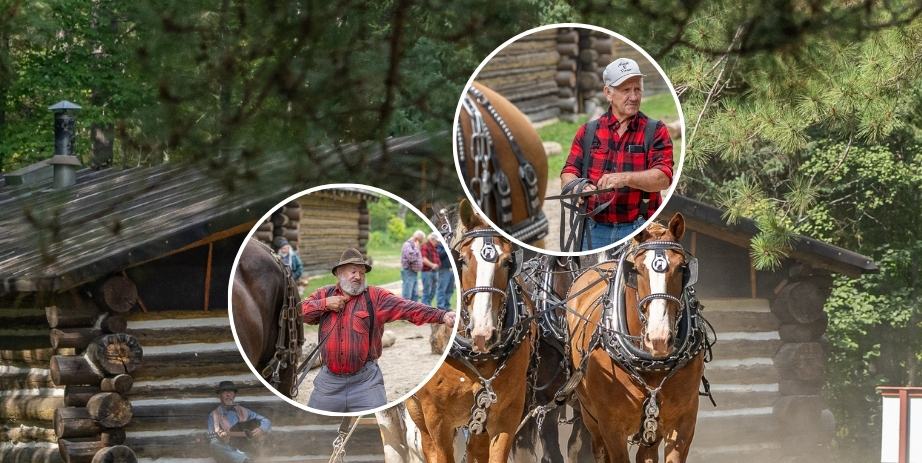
[
  {"xmin": 634, "ymin": 225, "xmax": 652, "ymax": 244},
  {"xmin": 668, "ymin": 213, "xmax": 686, "ymax": 241},
  {"xmin": 459, "ymin": 199, "xmax": 474, "ymax": 229}
]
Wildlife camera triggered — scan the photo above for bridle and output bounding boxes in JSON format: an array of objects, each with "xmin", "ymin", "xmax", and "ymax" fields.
[
  {"xmin": 440, "ymin": 218, "xmax": 532, "ymax": 435},
  {"xmin": 451, "ymin": 227, "xmax": 524, "ymax": 340},
  {"xmin": 620, "ymin": 240, "xmax": 699, "ymax": 339}
]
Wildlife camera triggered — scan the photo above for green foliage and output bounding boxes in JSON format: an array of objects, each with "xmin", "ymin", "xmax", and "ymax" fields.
[
  {"xmin": 386, "ymin": 216, "xmax": 407, "ymax": 242},
  {"xmin": 825, "ymin": 242, "xmax": 922, "ymax": 460}
]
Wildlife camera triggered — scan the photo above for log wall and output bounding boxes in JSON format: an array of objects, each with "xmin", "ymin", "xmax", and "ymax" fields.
[
  {"xmin": 296, "ymin": 191, "xmax": 373, "ymax": 277},
  {"xmin": 477, "ymin": 27, "xmax": 671, "ymax": 123},
  {"xmin": 0, "ymin": 294, "xmax": 65, "ymax": 463}
]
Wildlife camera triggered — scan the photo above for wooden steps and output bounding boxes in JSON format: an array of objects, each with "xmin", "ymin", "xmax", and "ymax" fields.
[
  {"xmin": 692, "ymin": 298, "xmax": 783, "ymax": 462},
  {"xmin": 127, "ymin": 424, "xmax": 382, "ymax": 459}
]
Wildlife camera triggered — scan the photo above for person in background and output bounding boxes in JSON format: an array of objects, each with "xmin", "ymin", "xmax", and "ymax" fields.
[
  {"xmin": 206, "ymin": 381, "xmax": 271, "ymax": 463},
  {"xmin": 435, "ymin": 238, "xmax": 455, "ymax": 309},
  {"xmin": 420, "ymin": 232, "xmax": 442, "ymax": 306},
  {"xmin": 400, "ymin": 230, "xmax": 424, "ymax": 301},
  {"xmin": 273, "ymin": 237, "xmax": 303, "ymax": 281}
]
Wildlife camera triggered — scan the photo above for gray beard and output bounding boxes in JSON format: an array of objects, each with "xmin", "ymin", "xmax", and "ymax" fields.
[{"xmin": 339, "ymin": 278, "xmax": 367, "ymax": 296}]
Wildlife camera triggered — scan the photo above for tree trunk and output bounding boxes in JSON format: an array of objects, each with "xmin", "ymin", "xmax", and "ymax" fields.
[
  {"xmin": 58, "ymin": 438, "xmax": 104, "ymax": 463},
  {"xmin": 64, "ymin": 385, "xmax": 101, "ymax": 407},
  {"xmin": 86, "ymin": 392, "xmax": 133, "ymax": 428},
  {"xmin": 86, "ymin": 334, "xmax": 142, "ymax": 375},
  {"xmin": 51, "ymin": 354, "xmax": 105, "ymax": 386},
  {"xmin": 100, "ymin": 374, "xmax": 133, "ymax": 394},
  {"xmin": 47, "ymin": 296, "xmax": 101, "ymax": 328},
  {"xmin": 93, "ymin": 276, "xmax": 138, "ymax": 314},
  {"xmin": 54, "ymin": 407, "xmax": 100, "ymax": 438},
  {"xmin": 90, "ymin": 445, "xmax": 136, "ymax": 463}
]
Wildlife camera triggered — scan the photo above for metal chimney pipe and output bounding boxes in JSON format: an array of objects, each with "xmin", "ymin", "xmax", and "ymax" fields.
[{"xmin": 48, "ymin": 101, "xmax": 82, "ymax": 188}]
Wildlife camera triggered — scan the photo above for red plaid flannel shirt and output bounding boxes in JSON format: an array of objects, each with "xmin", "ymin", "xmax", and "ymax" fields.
[
  {"xmin": 561, "ymin": 110, "xmax": 673, "ymax": 224},
  {"xmin": 302, "ymin": 285, "xmax": 446, "ymax": 375},
  {"xmin": 420, "ymin": 242, "xmax": 441, "ymax": 272}
]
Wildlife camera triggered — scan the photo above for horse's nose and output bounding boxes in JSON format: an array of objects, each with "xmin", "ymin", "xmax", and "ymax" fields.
[{"xmin": 471, "ymin": 327, "xmax": 494, "ymax": 353}]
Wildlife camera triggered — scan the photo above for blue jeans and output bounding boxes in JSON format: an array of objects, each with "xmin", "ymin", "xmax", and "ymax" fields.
[
  {"xmin": 583, "ymin": 217, "xmax": 646, "ymax": 251},
  {"xmin": 436, "ymin": 268, "xmax": 455, "ymax": 309},
  {"xmin": 209, "ymin": 440, "xmax": 249, "ymax": 463},
  {"xmin": 421, "ymin": 271, "xmax": 438, "ymax": 306},
  {"xmin": 401, "ymin": 269, "xmax": 419, "ymax": 301}
]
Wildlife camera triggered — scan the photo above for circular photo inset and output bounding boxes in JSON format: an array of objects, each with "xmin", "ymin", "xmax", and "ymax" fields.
[
  {"xmin": 453, "ymin": 23, "xmax": 685, "ymax": 256},
  {"xmin": 229, "ymin": 184, "xmax": 459, "ymax": 416}
]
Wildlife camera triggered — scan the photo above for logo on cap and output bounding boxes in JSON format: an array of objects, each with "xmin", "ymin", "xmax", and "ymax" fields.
[{"xmin": 617, "ymin": 60, "xmax": 631, "ymax": 72}]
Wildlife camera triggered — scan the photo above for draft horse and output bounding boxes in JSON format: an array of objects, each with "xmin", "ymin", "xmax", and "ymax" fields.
[
  {"xmin": 232, "ymin": 239, "xmax": 304, "ymax": 398},
  {"xmin": 406, "ymin": 200, "xmax": 536, "ymax": 463},
  {"xmin": 566, "ymin": 214, "xmax": 711, "ymax": 462},
  {"xmin": 456, "ymin": 82, "xmax": 549, "ymax": 246}
]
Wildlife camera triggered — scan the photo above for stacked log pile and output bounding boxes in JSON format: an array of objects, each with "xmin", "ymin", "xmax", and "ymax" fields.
[
  {"xmin": 1, "ymin": 293, "xmax": 65, "ymax": 463},
  {"xmin": 769, "ymin": 264, "xmax": 835, "ymax": 461},
  {"xmin": 476, "ymin": 29, "xmax": 561, "ymax": 122},
  {"xmin": 47, "ymin": 276, "xmax": 142, "ymax": 463},
  {"xmin": 555, "ymin": 29, "xmax": 579, "ymax": 115},
  {"xmin": 254, "ymin": 202, "xmax": 302, "ymax": 251},
  {"xmin": 576, "ymin": 30, "xmax": 614, "ymax": 115},
  {"xmin": 297, "ymin": 191, "xmax": 372, "ymax": 276}
]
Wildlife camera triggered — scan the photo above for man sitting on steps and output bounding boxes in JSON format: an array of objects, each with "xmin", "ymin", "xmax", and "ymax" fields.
[{"xmin": 206, "ymin": 380, "xmax": 272, "ymax": 463}]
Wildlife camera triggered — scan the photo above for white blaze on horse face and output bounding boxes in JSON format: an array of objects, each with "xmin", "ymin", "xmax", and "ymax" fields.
[
  {"xmin": 643, "ymin": 251, "xmax": 671, "ymax": 355},
  {"xmin": 469, "ymin": 237, "xmax": 497, "ymax": 350}
]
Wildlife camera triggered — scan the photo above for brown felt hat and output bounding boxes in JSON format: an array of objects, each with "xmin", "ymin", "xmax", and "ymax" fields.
[{"xmin": 331, "ymin": 248, "xmax": 372, "ymax": 275}]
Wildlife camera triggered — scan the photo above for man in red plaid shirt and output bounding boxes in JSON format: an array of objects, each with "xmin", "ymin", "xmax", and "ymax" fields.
[
  {"xmin": 561, "ymin": 57, "xmax": 674, "ymax": 250},
  {"xmin": 302, "ymin": 248, "xmax": 456, "ymax": 413}
]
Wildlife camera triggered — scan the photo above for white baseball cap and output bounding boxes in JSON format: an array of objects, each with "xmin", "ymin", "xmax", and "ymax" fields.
[{"xmin": 602, "ymin": 58, "xmax": 645, "ymax": 87}]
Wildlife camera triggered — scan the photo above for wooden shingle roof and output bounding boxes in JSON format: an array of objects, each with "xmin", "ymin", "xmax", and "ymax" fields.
[{"xmin": 0, "ymin": 134, "xmax": 451, "ymax": 294}]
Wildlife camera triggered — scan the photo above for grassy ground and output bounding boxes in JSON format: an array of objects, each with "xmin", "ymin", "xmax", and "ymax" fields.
[
  {"xmin": 367, "ymin": 241, "xmax": 402, "ymax": 262},
  {"xmin": 539, "ymin": 92, "xmax": 680, "ymax": 181}
]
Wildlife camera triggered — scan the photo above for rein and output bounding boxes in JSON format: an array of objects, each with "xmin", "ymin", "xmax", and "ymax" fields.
[{"xmin": 549, "ymin": 180, "xmax": 618, "ymax": 252}]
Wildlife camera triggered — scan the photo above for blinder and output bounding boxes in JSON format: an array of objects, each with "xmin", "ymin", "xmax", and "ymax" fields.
[{"xmin": 622, "ymin": 241, "xmax": 698, "ymax": 291}]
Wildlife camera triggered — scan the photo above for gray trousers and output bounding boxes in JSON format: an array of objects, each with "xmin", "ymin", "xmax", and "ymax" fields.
[{"xmin": 308, "ymin": 361, "xmax": 387, "ymax": 413}]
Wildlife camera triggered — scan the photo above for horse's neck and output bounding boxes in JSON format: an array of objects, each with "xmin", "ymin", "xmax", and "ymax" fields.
[{"xmin": 621, "ymin": 285, "xmax": 643, "ymax": 337}]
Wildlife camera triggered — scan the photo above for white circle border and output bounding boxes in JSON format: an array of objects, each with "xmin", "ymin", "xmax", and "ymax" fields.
[
  {"xmin": 452, "ymin": 22, "xmax": 687, "ymax": 257},
  {"xmin": 227, "ymin": 183, "xmax": 461, "ymax": 417}
]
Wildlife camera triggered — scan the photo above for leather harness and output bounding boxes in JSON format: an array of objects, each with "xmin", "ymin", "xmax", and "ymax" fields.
[{"xmin": 456, "ymin": 86, "xmax": 549, "ymax": 244}]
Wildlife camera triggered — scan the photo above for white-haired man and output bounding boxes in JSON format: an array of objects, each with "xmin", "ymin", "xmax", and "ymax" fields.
[
  {"xmin": 400, "ymin": 230, "xmax": 425, "ymax": 301},
  {"xmin": 560, "ymin": 57, "xmax": 674, "ymax": 250},
  {"xmin": 302, "ymin": 248, "xmax": 456, "ymax": 412}
]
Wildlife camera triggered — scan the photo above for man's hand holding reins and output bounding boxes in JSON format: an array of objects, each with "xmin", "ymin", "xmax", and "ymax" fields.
[{"xmin": 442, "ymin": 311, "xmax": 456, "ymax": 327}]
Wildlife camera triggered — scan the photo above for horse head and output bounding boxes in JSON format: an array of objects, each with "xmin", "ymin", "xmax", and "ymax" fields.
[
  {"xmin": 625, "ymin": 213, "xmax": 689, "ymax": 357},
  {"xmin": 454, "ymin": 200, "xmax": 520, "ymax": 353}
]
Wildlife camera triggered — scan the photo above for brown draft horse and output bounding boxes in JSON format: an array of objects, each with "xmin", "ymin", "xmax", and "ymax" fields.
[
  {"xmin": 406, "ymin": 200, "xmax": 536, "ymax": 463},
  {"xmin": 457, "ymin": 82, "xmax": 549, "ymax": 247},
  {"xmin": 566, "ymin": 214, "xmax": 705, "ymax": 462},
  {"xmin": 232, "ymin": 239, "xmax": 304, "ymax": 398}
]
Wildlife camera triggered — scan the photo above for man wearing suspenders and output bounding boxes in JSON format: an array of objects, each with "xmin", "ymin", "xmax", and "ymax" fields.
[
  {"xmin": 560, "ymin": 57, "xmax": 674, "ymax": 250},
  {"xmin": 301, "ymin": 248, "xmax": 456, "ymax": 412}
]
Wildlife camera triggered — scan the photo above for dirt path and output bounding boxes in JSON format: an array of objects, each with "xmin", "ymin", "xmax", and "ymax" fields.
[{"xmin": 542, "ymin": 180, "xmax": 562, "ymax": 252}]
